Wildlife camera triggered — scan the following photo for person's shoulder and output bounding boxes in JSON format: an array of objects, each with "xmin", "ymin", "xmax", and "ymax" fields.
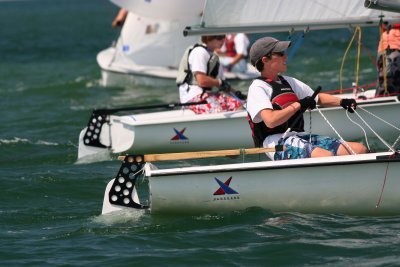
[
  {"xmin": 189, "ymin": 45, "xmax": 209, "ymax": 58},
  {"xmin": 235, "ymin": 33, "xmax": 248, "ymax": 40},
  {"xmin": 191, "ymin": 43, "xmax": 207, "ymax": 51},
  {"xmin": 282, "ymin": 75, "xmax": 312, "ymax": 92},
  {"xmin": 191, "ymin": 45, "xmax": 208, "ymax": 54},
  {"xmin": 249, "ymin": 78, "xmax": 272, "ymax": 91},
  {"xmin": 282, "ymin": 75, "xmax": 304, "ymax": 86},
  {"xmin": 281, "ymin": 75, "xmax": 296, "ymax": 82}
]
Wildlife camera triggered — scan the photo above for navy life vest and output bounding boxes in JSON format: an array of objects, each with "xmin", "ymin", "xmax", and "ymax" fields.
[{"xmin": 247, "ymin": 76, "xmax": 304, "ymax": 147}]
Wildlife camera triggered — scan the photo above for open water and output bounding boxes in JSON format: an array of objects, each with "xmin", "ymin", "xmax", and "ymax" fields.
[{"xmin": 1, "ymin": 0, "xmax": 400, "ymax": 266}]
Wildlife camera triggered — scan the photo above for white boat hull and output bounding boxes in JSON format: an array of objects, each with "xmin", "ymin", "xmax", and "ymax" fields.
[
  {"xmin": 78, "ymin": 92, "xmax": 400, "ymax": 160},
  {"xmin": 102, "ymin": 152, "xmax": 400, "ymax": 216},
  {"xmin": 98, "ymin": 47, "xmax": 178, "ymax": 88},
  {"xmin": 98, "ymin": 47, "xmax": 259, "ymax": 88}
]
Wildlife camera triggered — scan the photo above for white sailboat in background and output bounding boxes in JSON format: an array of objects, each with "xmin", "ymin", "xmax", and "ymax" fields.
[{"xmin": 98, "ymin": 0, "xmax": 258, "ymax": 87}]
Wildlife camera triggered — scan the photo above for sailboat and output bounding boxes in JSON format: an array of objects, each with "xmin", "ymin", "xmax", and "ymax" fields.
[
  {"xmin": 78, "ymin": 93, "xmax": 400, "ymax": 159},
  {"xmin": 101, "ymin": 149, "xmax": 400, "ymax": 216},
  {"xmin": 98, "ymin": 0, "xmax": 258, "ymax": 87},
  {"xmin": 97, "ymin": 0, "xmax": 400, "ymax": 216},
  {"xmin": 81, "ymin": 0, "xmax": 400, "ymax": 160}
]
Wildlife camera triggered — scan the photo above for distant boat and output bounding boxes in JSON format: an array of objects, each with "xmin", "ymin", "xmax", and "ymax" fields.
[{"xmin": 98, "ymin": 0, "xmax": 258, "ymax": 87}]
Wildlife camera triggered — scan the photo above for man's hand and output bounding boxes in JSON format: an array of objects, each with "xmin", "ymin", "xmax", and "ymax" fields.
[
  {"xmin": 299, "ymin": 96, "xmax": 316, "ymax": 111},
  {"xmin": 234, "ymin": 90, "xmax": 247, "ymax": 100},
  {"xmin": 340, "ymin": 98, "xmax": 357, "ymax": 113},
  {"xmin": 219, "ymin": 80, "xmax": 231, "ymax": 92}
]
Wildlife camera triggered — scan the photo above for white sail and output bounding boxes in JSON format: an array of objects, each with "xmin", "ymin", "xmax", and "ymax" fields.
[
  {"xmin": 114, "ymin": 12, "xmax": 200, "ymax": 68},
  {"xmin": 98, "ymin": 0, "xmax": 258, "ymax": 85},
  {"xmin": 111, "ymin": 0, "xmax": 205, "ymax": 20},
  {"xmin": 185, "ymin": 0, "xmax": 400, "ymax": 36}
]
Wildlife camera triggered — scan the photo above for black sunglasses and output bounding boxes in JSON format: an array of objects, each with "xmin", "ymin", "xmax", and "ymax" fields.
[{"xmin": 271, "ymin": 51, "xmax": 286, "ymax": 57}]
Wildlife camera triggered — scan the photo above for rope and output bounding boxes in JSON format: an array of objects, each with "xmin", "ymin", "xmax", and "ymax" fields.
[
  {"xmin": 315, "ymin": 107, "xmax": 356, "ymax": 155},
  {"xmin": 137, "ymin": 166, "xmax": 147, "ymax": 184},
  {"xmin": 353, "ymin": 109, "xmax": 396, "ymax": 152},
  {"xmin": 392, "ymin": 134, "xmax": 400, "ymax": 149},
  {"xmin": 324, "ymin": 81, "xmax": 377, "ymax": 95},
  {"xmin": 308, "ymin": 111, "xmax": 312, "ymax": 143},
  {"xmin": 375, "ymin": 161, "xmax": 390, "ymax": 209},
  {"xmin": 357, "ymin": 106, "xmax": 400, "ymax": 149},
  {"xmin": 340, "ymin": 27, "xmax": 362, "ymax": 94},
  {"xmin": 355, "ymin": 27, "xmax": 362, "ymax": 98},
  {"xmin": 358, "ymin": 106, "xmax": 400, "ymax": 132},
  {"xmin": 344, "ymin": 111, "xmax": 371, "ymax": 151},
  {"xmin": 360, "ymin": 41, "xmax": 378, "ymax": 68},
  {"xmin": 108, "ymin": 30, "xmax": 123, "ymax": 67},
  {"xmin": 286, "ymin": 29, "xmax": 308, "ymax": 65}
]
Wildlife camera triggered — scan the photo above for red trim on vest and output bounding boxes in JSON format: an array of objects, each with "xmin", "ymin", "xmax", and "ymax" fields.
[
  {"xmin": 225, "ymin": 35, "xmax": 236, "ymax": 57},
  {"xmin": 272, "ymin": 93, "xmax": 299, "ymax": 109}
]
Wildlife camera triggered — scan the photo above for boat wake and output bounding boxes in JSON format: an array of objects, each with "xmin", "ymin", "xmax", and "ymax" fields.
[
  {"xmin": 75, "ymin": 151, "xmax": 112, "ymax": 165},
  {"xmin": 0, "ymin": 137, "xmax": 58, "ymax": 146},
  {"xmin": 92, "ymin": 209, "xmax": 147, "ymax": 226}
]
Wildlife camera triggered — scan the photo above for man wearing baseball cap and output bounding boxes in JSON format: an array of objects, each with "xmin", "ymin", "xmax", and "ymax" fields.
[{"xmin": 246, "ymin": 37, "xmax": 367, "ymax": 160}]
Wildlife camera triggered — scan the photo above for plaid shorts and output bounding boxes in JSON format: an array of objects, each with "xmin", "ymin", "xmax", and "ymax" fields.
[
  {"xmin": 274, "ymin": 134, "xmax": 341, "ymax": 160},
  {"xmin": 187, "ymin": 92, "xmax": 242, "ymax": 114}
]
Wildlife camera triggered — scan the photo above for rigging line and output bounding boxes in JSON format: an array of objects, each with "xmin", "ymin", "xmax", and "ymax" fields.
[
  {"xmin": 357, "ymin": 106, "xmax": 400, "ymax": 132},
  {"xmin": 136, "ymin": 166, "xmax": 146, "ymax": 184},
  {"xmin": 286, "ymin": 30, "xmax": 307, "ymax": 65},
  {"xmin": 355, "ymin": 27, "xmax": 362, "ymax": 98},
  {"xmin": 375, "ymin": 161, "xmax": 391, "ymax": 209},
  {"xmin": 340, "ymin": 26, "xmax": 361, "ymax": 94},
  {"xmin": 392, "ymin": 134, "xmax": 400, "ymax": 149},
  {"xmin": 308, "ymin": 111, "xmax": 312, "ymax": 143},
  {"xmin": 315, "ymin": 107, "xmax": 356, "ymax": 155},
  {"xmin": 353, "ymin": 109, "xmax": 396, "ymax": 152},
  {"xmin": 108, "ymin": 28, "xmax": 123, "ymax": 67},
  {"xmin": 360, "ymin": 41, "xmax": 378, "ymax": 68},
  {"xmin": 108, "ymin": 116, "xmax": 112, "ymax": 150},
  {"xmin": 345, "ymin": 111, "xmax": 371, "ymax": 151}
]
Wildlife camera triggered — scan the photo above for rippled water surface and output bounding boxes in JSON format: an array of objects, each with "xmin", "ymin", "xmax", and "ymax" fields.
[{"xmin": 1, "ymin": 0, "xmax": 400, "ymax": 266}]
